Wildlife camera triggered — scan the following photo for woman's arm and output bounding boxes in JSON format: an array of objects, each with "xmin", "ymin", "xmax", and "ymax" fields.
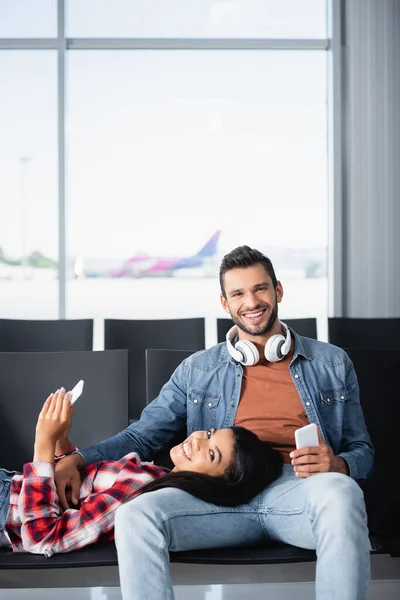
[
  {"xmin": 34, "ymin": 389, "xmax": 74, "ymax": 463},
  {"xmin": 54, "ymin": 437, "xmax": 75, "ymax": 457}
]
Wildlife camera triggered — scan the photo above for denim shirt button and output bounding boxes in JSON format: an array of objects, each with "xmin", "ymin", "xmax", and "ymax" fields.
[
  {"xmin": 294, "ymin": 374, "xmax": 299, "ymax": 379},
  {"xmin": 236, "ymin": 373, "xmax": 240, "ymax": 377},
  {"xmin": 327, "ymin": 398, "xmax": 331, "ymax": 403},
  {"xmin": 193, "ymin": 399, "xmax": 198, "ymax": 404},
  {"xmin": 341, "ymin": 396, "xmax": 345, "ymax": 400},
  {"xmin": 306, "ymin": 401, "xmax": 311, "ymax": 406},
  {"xmin": 208, "ymin": 402, "xmax": 212, "ymax": 408},
  {"xmin": 231, "ymin": 403, "xmax": 235, "ymax": 408}
]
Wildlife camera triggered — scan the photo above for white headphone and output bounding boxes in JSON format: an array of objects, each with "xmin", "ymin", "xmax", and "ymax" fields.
[{"xmin": 226, "ymin": 322, "xmax": 292, "ymax": 366}]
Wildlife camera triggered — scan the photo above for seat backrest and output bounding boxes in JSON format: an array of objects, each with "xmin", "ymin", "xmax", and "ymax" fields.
[
  {"xmin": 0, "ymin": 349, "xmax": 128, "ymax": 471},
  {"xmin": 217, "ymin": 317, "xmax": 318, "ymax": 344},
  {"xmin": 344, "ymin": 347, "xmax": 400, "ymax": 541},
  {"xmin": 146, "ymin": 348, "xmax": 196, "ymax": 405},
  {"xmin": 145, "ymin": 348, "xmax": 195, "ymax": 468},
  {"xmin": 329, "ymin": 318, "xmax": 400, "ymax": 350},
  {"xmin": 0, "ymin": 319, "xmax": 93, "ymax": 352},
  {"xmin": 105, "ymin": 319, "xmax": 205, "ymax": 421}
]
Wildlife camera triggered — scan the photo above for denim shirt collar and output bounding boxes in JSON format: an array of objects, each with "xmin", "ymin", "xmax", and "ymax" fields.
[{"xmin": 289, "ymin": 328, "xmax": 313, "ymax": 361}]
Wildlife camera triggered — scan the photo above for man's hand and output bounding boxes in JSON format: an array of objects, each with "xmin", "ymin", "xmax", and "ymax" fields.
[
  {"xmin": 34, "ymin": 389, "xmax": 74, "ymax": 463},
  {"xmin": 55, "ymin": 453, "xmax": 84, "ymax": 510},
  {"xmin": 290, "ymin": 427, "xmax": 349, "ymax": 478}
]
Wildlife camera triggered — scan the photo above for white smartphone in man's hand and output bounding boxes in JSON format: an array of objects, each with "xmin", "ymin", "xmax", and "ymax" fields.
[
  {"xmin": 295, "ymin": 423, "xmax": 319, "ymax": 449},
  {"xmin": 69, "ymin": 379, "xmax": 84, "ymax": 405}
]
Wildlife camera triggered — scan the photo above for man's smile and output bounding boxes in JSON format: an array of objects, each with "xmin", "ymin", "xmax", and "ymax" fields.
[{"xmin": 240, "ymin": 307, "xmax": 267, "ymax": 324}]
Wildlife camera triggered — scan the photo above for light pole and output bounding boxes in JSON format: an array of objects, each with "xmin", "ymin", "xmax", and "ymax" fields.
[{"xmin": 19, "ymin": 156, "xmax": 30, "ymax": 270}]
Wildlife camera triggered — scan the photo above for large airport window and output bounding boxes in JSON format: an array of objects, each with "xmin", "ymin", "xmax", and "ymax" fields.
[
  {"xmin": 66, "ymin": 50, "xmax": 328, "ymax": 346},
  {"xmin": 0, "ymin": 51, "xmax": 58, "ymax": 318},
  {"xmin": 0, "ymin": 0, "xmax": 57, "ymax": 38},
  {"xmin": 66, "ymin": 0, "xmax": 326, "ymax": 39}
]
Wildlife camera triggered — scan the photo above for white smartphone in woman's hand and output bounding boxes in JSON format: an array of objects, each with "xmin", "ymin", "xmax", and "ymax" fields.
[
  {"xmin": 294, "ymin": 423, "xmax": 319, "ymax": 449},
  {"xmin": 69, "ymin": 380, "xmax": 84, "ymax": 405}
]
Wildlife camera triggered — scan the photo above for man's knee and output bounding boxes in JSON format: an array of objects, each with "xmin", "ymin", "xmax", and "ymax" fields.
[{"xmin": 309, "ymin": 473, "xmax": 366, "ymax": 521}]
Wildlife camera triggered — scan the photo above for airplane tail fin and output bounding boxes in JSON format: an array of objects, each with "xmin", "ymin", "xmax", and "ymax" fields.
[
  {"xmin": 172, "ymin": 231, "xmax": 221, "ymax": 271},
  {"xmin": 195, "ymin": 230, "xmax": 221, "ymax": 258}
]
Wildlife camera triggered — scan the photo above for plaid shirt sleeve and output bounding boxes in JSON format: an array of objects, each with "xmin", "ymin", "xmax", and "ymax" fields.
[{"xmin": 18, "ymin": 457, "xmax": 163, "ymax": 556}]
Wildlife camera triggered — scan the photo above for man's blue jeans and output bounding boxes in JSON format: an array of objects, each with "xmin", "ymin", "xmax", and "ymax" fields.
[
  {"xmin": 115, "ymin": 466, "xmax": 370, "ymax": 600},
  {"xmin": 0, "ymin": 469, "xmax": 15, "ymax": 548}
]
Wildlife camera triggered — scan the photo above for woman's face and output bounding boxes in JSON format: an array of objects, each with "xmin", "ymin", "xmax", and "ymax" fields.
[{"xmin": 170, "ymin": 428, "xmax": 234, "ymax": 477}]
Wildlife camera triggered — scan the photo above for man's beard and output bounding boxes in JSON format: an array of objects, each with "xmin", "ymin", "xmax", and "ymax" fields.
[{"xmin": 230, "ymin": 298, "xmax": 279, "ymax": 337}]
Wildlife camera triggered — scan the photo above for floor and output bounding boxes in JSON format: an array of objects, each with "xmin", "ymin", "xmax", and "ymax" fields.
[{"xmin": 1, "ymin": 581, "xmax": 400, "ymax": 600}]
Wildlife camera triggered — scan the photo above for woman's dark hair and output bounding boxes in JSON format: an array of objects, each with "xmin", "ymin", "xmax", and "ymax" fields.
[
  {"xmin": 138, "ymin": 426, "xmax": 283, "ymax": 507},
  {"xmin": 219, "ymin": 245, "xmax": 278, "ymax": 299}
]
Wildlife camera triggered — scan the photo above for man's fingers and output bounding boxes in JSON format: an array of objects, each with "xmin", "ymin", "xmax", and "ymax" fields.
[
  {"xmin": 292, "ymin": 453, "xmax": 320, "ymax": 465},
  {"xmin": 70, "ymin": 475, "xmax": 81, "ymax": 505},
  {"xmin": 290, "ymin": 446, "xmax": 320, "ymax": 460},
  {"xmin": 295, "ymin": 462, "xmax": 330, "ymax": 476},
  {"xmin": 57, "ymin": 483, "xmax": 70, "ymax": 511}
]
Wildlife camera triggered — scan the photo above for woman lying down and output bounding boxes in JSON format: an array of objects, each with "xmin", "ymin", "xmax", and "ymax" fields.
[{"xmin": 0, "ymin": 389, "xmax": 283, "ymax": 556}]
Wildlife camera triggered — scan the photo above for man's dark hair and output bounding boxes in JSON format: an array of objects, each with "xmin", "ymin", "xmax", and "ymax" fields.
[{"xmin": 219, "ymin": 245, "xmax": 278, "ymax": 298}]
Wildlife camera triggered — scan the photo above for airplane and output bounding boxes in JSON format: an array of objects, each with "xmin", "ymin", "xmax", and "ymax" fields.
[{"xmin": 112, "ymin": 230, "xmax": 221, "ymax": 278}]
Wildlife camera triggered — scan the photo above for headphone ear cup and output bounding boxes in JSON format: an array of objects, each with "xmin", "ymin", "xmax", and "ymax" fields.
[
  {"xmin": 226, "ymin": 326, "xmax": 259, "ymax": 365},
  {"xmin": 264, "ymin": 334, "xmax": 286, "ymax": 363},
  {"xmin": 226, "ymin": 328, "xmax": 245, "ymax": 362},
  {"xmin": 235, "ymin": 340, "xmax": 259, "ymax": 366}
]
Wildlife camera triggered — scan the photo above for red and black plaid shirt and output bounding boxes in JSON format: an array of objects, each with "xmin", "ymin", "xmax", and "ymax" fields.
[{"xmin": 6, "ymin": 453, "xmax": 168, "ymax": 556}]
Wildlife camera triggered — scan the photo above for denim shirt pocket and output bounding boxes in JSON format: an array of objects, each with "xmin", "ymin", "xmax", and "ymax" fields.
[
  {"xmin": 187, "ymin": 389, "xmax": 221, "ymax": 432},
  {"xmin": 318, "ymin": 387, "xmax": 347, "ymax": 432}
]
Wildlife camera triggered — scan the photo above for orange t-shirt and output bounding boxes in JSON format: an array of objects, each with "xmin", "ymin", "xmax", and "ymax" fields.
[{"xmin": 234, "ymin": 344, "xmax": 309, "ymax": 463}]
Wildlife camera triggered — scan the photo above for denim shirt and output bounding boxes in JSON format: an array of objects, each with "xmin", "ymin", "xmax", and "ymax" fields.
[{"xmin": 81, "ymin": 331, "xmax": 374, "ymax": 482}]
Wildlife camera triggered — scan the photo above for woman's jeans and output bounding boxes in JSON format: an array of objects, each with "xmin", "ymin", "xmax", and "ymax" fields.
[
  {"xmin": 0, "ymin": 469, "xmax": 15, "ymax": 548},
  {"xmin": 115, "ymin": 465, "xmax": 370, "ymax": 600}
]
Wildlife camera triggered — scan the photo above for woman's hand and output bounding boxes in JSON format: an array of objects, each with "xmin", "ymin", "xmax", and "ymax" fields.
[
  {"xmin": 53, "ymin": 386, "xmax": 75, "ymax": 455},
  {"xmin": 34, "ymin": 389, "xmax": 74, "ymax": 462}
]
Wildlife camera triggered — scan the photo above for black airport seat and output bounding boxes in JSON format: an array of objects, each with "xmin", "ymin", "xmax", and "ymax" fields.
[
  {"xmin": 0, "ymin": 349, "xmax": 128, "ymax": 471},
  {"xmin": 104, "ymin": 318, "xmax": 205, "ymax": 421},
  {"xmin": 328, "ymin": 318, "xmax": 400, "ymax": 350},
  {"xmin": 0, "ymin": 318, "xmax": 93, "ymax": 352},
  {"xmin": 0, "ymin": 347, "xmax": 395, "ymax": 581},
  {"xmin": 0, "ymin": 539, "xmax": 317, "ymax": 570},
  {"xmin": 344, "ymin": 347, "xmax": 400, "ymax": 555}
]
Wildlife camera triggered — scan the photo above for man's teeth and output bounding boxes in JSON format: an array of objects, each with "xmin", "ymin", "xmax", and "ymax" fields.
[{"xmin": 244, "ymin": 311, "xmax": 264, "ymax": 319}]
